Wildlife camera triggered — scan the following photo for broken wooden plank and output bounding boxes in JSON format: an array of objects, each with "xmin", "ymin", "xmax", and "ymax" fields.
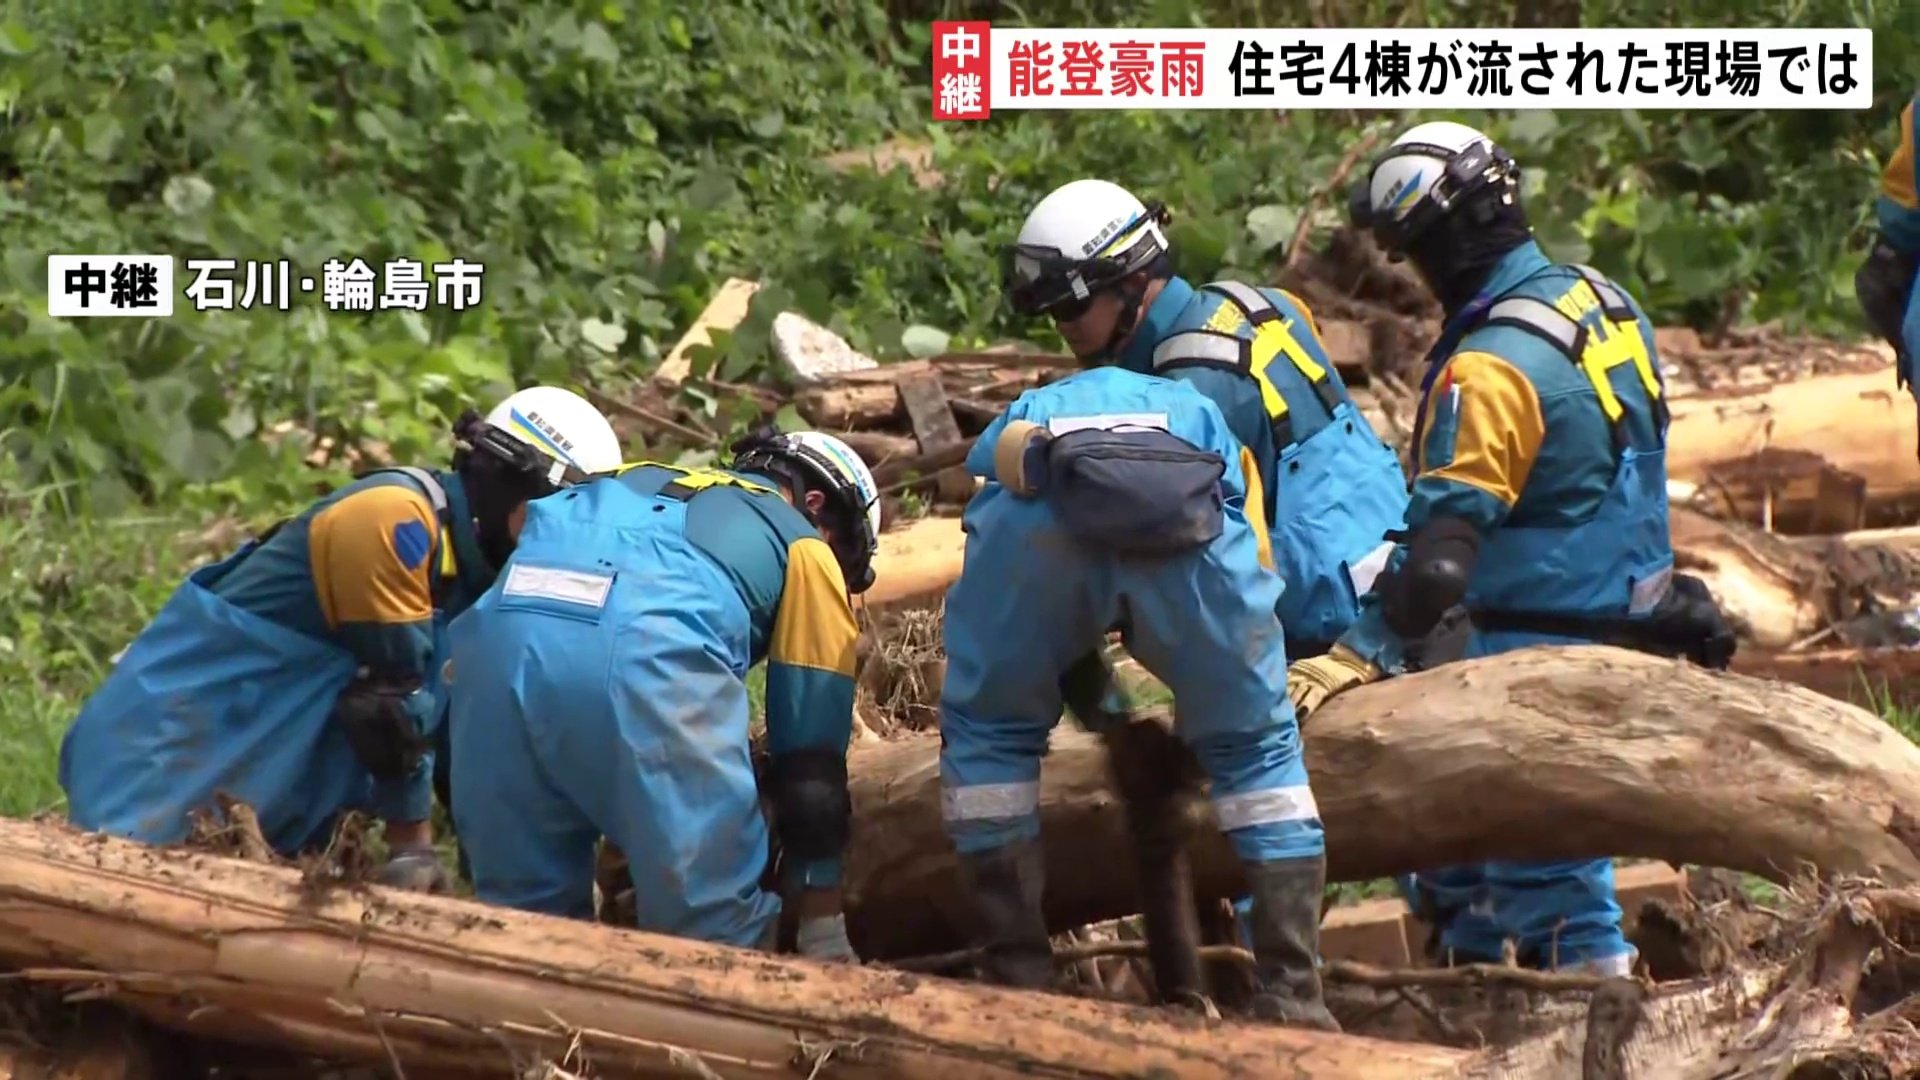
[{"xmin": 654, "ymin": 278, "xmax": 761, "ymax": 388}]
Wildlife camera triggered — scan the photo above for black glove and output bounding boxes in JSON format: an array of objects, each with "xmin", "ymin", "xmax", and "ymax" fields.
[
  {"xmin": 1856, "ymin": 235, "xmax": 1918, "ymax": 377},
  {"xmin": 333, "ymin": 676, "xmax": 431, "ymax": 780}
]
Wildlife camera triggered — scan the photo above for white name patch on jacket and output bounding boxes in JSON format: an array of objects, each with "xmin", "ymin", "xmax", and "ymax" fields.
[
  {"xmin": 502, "ymin": 564, "xmax": 615, "ymax": 609},
  {"xmin": 1046, "ymin": 412, "xmax": 1171, "ymax": 436}
]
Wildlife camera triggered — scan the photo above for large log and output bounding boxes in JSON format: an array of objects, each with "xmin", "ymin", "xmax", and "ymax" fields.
[
  {"xmin": 841, "ymin": 646, "xmax": 1920, "ymax": 960},
  {"xmin": 0, "ymin": 818, "xmax": 1470, "ymax": 1080},
  {"xmin": 1666, "ymin": 362, "xmax": 1920, "ymax": 531}
]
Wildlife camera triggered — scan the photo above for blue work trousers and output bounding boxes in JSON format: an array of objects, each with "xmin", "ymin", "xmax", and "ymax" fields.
[
  {"xmin": 938, "ymin": 490, "xmax": 1324, "ymax": 866},
  {"xmin": 447, "ymin": 494, "xmax": 780, "ymax": 950}
]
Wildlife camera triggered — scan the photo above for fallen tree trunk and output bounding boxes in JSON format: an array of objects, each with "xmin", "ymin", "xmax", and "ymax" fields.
[
  {"xmin": 0, "ymin": 819, "xmax": 1470, "ymax": 1080},
  {"xmin": 865, "ymin": 515, "xmax": 971, "ymax": 611},
  {"xmin": 841, "ymin": 646, "xmax": 1920, "ymax": 959},
  {"xmin": 1666, "ymin": 364, "xmax": 1920, "ymax": 531}
]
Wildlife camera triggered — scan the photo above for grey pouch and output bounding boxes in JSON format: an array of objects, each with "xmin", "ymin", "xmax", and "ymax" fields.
[{"xmin": 1046, "ymin": 427, "xmax": 1226, "ymax": 555}]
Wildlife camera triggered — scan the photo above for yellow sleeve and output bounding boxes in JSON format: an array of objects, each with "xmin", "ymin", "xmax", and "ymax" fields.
[
  {"xmin": 765, "ymin": 536, "xmax": 859, "ymax": 755},
  {"xmin": 1884, "ymin": 98, "xmax": 1917, "ymax": 210},
  {"xmin": 1238, "ymin": 446, "xmax": 1276, "ymax": 573},
  {"xmin": 308, "ymin": 484, "xmax": 438, "ymax": 629},
  {"xmin": 1415, "ymin": 350, "xmax": 1547, "ymax": 509}
]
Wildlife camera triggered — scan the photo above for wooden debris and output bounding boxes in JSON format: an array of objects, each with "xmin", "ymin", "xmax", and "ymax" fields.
[
  {"xmin": 654, "ymin": 277, "xmax": 761, "ymax": 387},
  {"xmin": 0, "ymin": 818, "xmax": 1470, "ymax": 1080},
  {"xmin": 1666, "ymin": 364, "xmax": 1920, "ymax": 531}
]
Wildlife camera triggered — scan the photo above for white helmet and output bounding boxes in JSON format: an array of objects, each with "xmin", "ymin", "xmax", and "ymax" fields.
[
  {"xmin": 461, "ymin": 385, "xmax": 623, "ymax": 489},
  {"xmin": 729, "ymin": 426, "xmax": 882, "ymax": 594},
  {"xmin": 1003, "ymin": 178, "xmax": 1171, "ymax": 318},
  {"xmin": 1347, "ymin": 121, "xmax": 1519, "ymax": 259}
]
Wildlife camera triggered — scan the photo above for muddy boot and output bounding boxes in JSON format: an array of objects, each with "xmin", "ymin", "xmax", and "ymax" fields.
[
  {"xmin": 956, "ymin": 837, "xmax": 1055, "ymax": 989},
  {"xmin": 1244, "ymin": 855, "xmax": 1342, "ymax": 1032}
]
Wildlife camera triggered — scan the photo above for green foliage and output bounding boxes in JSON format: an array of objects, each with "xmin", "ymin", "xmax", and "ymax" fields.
[
  {"xmin": 1, "ymin": 0, "xmax": 1918, "ymax": 816},
  {"xmin": 1, "ymin": 0, "xmax": 1913, "ymax": 519}
]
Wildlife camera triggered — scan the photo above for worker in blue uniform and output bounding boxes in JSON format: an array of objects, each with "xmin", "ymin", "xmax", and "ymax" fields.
[
  {"xmin": 938, "ymin": 362, "xmax": 1340, "ymax": 1030},
  {"xmin": 1855, "ymin": 88, "xmax": 1920, "ymax": 461},
  {"xmin": 1008, "ymin": 178, "xmax": 1408, "ymax": 659},
  {"xmin": 1003, "ymin": 178, "xmax": 1409, "ymax": 981},
  {"xmin": 1287, "ymin": 121, "xmax": 1734, "ymax": 977},
  {"xmin": 445, "ymin": 426, "xmax": 881, "ymax": 963},
  {"xmin": 59, "ymin": 386, "xmax": 623, "ymax": 890}
]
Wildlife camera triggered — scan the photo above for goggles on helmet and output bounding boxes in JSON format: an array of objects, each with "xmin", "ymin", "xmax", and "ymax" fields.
[
  {"xmin": 729, "ymin": 426, "xmax": 879, "ymax": 595},
  {"xmin": 1000, "ymin": 201, "xmax": 1171, "ymax": 320},
  {"xmin": 1347, "ymin": 138, "xmax": 1518, "ymax": 257},
  {"xmin": 453, "ymin": 409, "xmax": 596, "ymax": 491}
]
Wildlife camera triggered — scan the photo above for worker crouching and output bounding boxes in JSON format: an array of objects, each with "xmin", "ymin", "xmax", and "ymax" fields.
[
  {"xmin": 58, "ymin": 387, "xmax": 622, "ymax": 887},
  {"xmin": 444, "ymin": 426, "xmax": 881, "ymax": 963},
  {"xmin": 938, "ymin": 364, "xmax": 1339, "ymax": 1031}
]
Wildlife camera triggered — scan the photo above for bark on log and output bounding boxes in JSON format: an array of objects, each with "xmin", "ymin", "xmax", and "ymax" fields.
[
  {"xmin": 840, "ymin": 646, "xmax": 1920, "ymax": 960},
  {"xmin": 0, "ymin": 819, "xmax": 1472, "ymax": 1080},
  {"xmin": 1666, "ymin": 365, "xmax": 1920, "ymax": 531}
]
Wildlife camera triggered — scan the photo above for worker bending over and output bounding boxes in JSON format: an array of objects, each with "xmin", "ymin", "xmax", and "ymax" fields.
[
  {"xmin": 1856, "ymin": 88, "xmax": 1920, "ymax": 460},
  {"xmin": 939, "ymin": 363, "xmax": 1339, "ymax": 1031},
  {"xmin": 1003, "ymin": 178, "xmax": 1410, "ymax": 952},
  {"xmin": 1290, "ymin": 121, "xmax": 1732, "ymax": 976},
  {"xmin": 445, "ymin": 426, "xmax": 879, "ymax": 963},
  {"xmin": 60, "ymin": 387, "xmax": 621, "ymax": 890}
]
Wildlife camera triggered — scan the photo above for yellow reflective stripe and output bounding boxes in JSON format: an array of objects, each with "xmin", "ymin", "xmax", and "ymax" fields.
[
  {"xmin": 1577, "ymin": 317, "xmax": 1661, "ymax": 424},
  {"xmin": 1245, "ymin": 327, "xmax": 1291, "ymax": 420},
  {"xmin": 1245, "ymin": 318, "xmax": 1332, "ymax": 424},
  {"xmin": 614, "ymin": 459, "xmax": 776, "ymax": 496}
]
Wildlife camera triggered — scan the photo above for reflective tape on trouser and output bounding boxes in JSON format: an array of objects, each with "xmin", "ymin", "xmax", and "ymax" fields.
[
  {"xmin": 1211, "ymin": 784, "xmax": 1319, "ymax": 832},
  {"xmin": 938, "ymin": 482, "xmax": 1324, "ymax": 862},
  {"xmin": 941, "ymin": 781, "xmax": 1042, "ymax": 825}
]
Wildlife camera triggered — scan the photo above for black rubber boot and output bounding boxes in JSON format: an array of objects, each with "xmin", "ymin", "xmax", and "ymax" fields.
[
  {"xmin": 956, "ymin": 837, "xmax": 1055, "ymax": 989},
  {"xmin": 1244, "ymin": 855, "xmax": 1342, "ymax": 1032}
]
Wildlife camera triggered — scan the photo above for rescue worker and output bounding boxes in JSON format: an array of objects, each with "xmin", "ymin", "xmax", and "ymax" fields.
[
  {"xmin": 1855, "ymin": 89, "xmax": 1920, "ymax": 460},
  {"xmin": 1005, "ymin": 177, "xmax": 1408, "ymax": 660},
  {"xmin": 59, "ymin": 386, "xmax": 622, "ymax": 891},
  {"xmin": 1002, "ymin": 178, "xmax": 1409, "ymax": 977},
  {"xmin": 939, "ymin": 363, "xmax": 1340, "ymax": 1030},
  {"xmin": 444, "ymin": 425, "xmax": 879, "ymax": 963},
  {"xmin": 1290, "ymin": 121, "xmax": 1732, "ymax": 976}
]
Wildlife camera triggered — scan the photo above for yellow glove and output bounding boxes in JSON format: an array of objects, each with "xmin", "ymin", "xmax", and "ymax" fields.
[{"xmin": 1286, "ymin": 643, "xmax": 1380, "ymax": 724}]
